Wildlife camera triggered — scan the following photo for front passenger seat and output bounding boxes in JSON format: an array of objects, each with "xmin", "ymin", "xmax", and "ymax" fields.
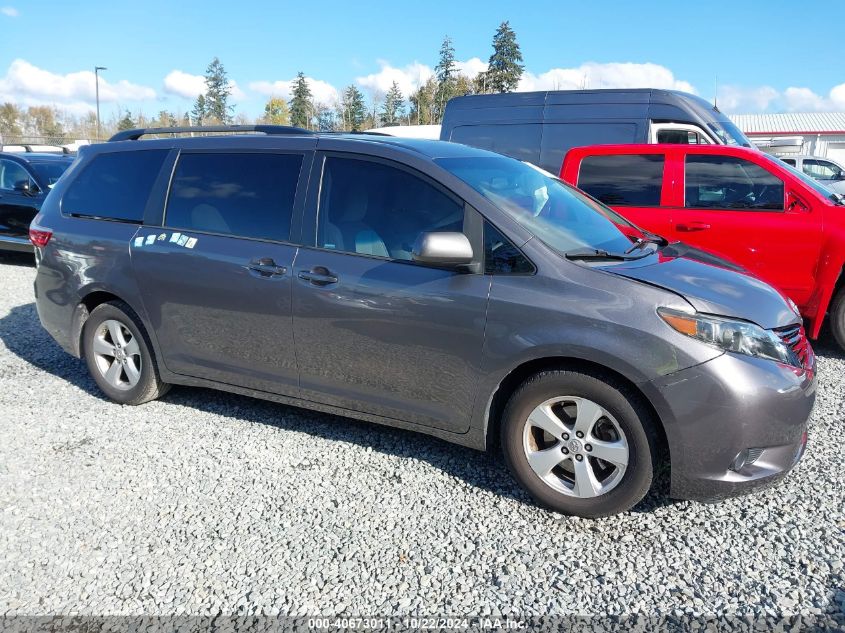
[{"xmin": 336, "ymin": 186, "xmax": 389, "ymax": 258}]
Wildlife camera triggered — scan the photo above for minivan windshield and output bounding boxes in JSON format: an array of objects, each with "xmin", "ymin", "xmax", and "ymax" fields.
[{"xmin": 437, "ymin": 155, "xmax": 638, "ymax": 256}]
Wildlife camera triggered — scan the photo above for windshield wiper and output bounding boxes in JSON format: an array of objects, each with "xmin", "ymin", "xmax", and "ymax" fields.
[
  {"xmin": 625, "ymin": 234, "xmax": 667, "ymax": 254},
  {"xmin": 565, "ymin": 248, "xmax": 654, "ymax": 261}
]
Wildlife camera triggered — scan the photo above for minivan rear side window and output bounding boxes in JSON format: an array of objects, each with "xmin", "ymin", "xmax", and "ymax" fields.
[
  {"xmin": 685, "ymin": 155, "xmax": 784, "ymax": 211},
  {"xmin": 63, "ymin": 150, "xmax": 168, "ymax": 222},
  {"xmin": 577, "ymin": 154, "xmax": 664, "ymax": 206},
  {"xmin": 165, "ymin": 152, "xmax": 303, "ymax": 241}
]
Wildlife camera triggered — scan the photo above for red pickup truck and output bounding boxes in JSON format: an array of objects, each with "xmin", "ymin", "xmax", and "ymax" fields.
[{"xmin": 560, "ymin": 144, "xmax": 845, "ymax": 349}]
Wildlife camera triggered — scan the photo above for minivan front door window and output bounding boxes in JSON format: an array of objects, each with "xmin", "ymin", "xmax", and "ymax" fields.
[{"xmin": 317, "ymin": 156, "xmax": 464, "ymax": 261}]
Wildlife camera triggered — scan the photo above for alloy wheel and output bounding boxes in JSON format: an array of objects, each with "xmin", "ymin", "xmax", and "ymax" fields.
[
  {"xmin": 91, "ymin": 319, "xmax": 142, "ymax": 391},
  {"xmin": 522, "ymin": 396, "xmax": 629, "ymax": 498}
]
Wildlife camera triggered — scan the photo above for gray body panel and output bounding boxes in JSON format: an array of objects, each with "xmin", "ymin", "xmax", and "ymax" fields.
[{"xmin": 32, "ymin": 132, "xmax": 816, "ymax": 502}]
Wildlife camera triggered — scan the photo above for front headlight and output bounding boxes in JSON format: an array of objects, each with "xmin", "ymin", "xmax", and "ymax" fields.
[{"xmin": 658, "ymin": 308, "xmax": 793, "ymax": 364}]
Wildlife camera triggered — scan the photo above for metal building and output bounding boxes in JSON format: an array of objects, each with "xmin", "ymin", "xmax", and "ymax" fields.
[{"xmin": 731, "ymin": 112, "xmax": 845, "ymax": 161}]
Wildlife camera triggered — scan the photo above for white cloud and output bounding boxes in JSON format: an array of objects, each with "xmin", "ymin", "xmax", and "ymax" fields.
[
  {"xmin": 356, "ymin": 61, "xmax": 432, "ymax": 98},
  {"xmin": 163, "ymin": 70, "xmax": 206, "ymax": 99},
  {"xmin": 355, "ymin": 58, "xmax": 485, "ymax": 98},
  {"xmin": 163, "ymin": 70, "xmax": 245, "ymax": 102},
  {"xmin": 717, "ymin": 83, "xmax": 845, "ymax": 113},
  {"xmin": 1, "ymin": 6, "xmax": 18, "ymax": 17},
  {"xmin": 455, "ymin": 57, "xmax": 487, "ymax": 78},
  {"xmin": 0, "ymin": 59, "xmax": 155, "ymax": 109},
  {"xmin": 519, "ymin": 62, "xmax": 695, "ymax": 93},
  {"xmin": 716, "ymin": 85, "xmax": 779, "ymax": 113},
  {"xmin": 249, "ymin": 76, "xmax": 338, "ymax": 105}
]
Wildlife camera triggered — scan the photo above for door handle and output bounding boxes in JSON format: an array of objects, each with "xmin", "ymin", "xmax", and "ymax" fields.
[
  {"xmin": 298, "ymin": 267, "xmax": 338, "ymax": 286},
  {"xmin": 676, "ymin": 222, "xmax": 711, "ymax": 232},
  {"xmin": 246, "ymin": 258, "xmax": 287, "ymax": 278}
]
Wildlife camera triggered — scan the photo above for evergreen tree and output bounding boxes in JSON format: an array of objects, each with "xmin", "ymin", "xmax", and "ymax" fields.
[
  {"xmin": 340, "ymin": 84, "xmax": 366, "ymax": 131},
  {"xmin": 380, "ymin": 81, "xmax": 405, "ymax": 126},
  {"xmin": 262, "ymin": 97, "xmax": 291, "ymax": 125},
  {"xmin": 434, "ymin": 35, "xmax": 458, "ymax": 122},
  {"xmin": 191, "ymin": 94, "xmax": 206, "ymax": 126},
  {"xmin": 204, "ymin": 57, "xmax": 233, "ymax": 123},
  {"xmin": 486, "ymin": 21, "xmax": 524, "ymax": 93},
  {"xmin": 117, "ymin": 110, "xmax": 136, "ymax": 131},
  {"xmin": 289, "ymin": 72, "xmax": 313, "ymax": 129}
]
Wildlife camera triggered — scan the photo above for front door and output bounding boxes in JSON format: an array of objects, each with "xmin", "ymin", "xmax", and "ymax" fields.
[
  {"xmin": 292, "ymin": 155, "xmax": 490, "ymax": 433},
  {"xmin": 131, "ymin": 150, "xmax": 308, "ymax": 396},
  {"xmin": 673, "ymin": 153, "xmax": 823, "ymax": 306}
]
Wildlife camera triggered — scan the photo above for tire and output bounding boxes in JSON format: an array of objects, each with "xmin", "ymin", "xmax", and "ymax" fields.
[
  {"xmin": 82, "ymin": 301, "xmax": 170, "ymax": 405},
  {"xmin": 500, "ymin": 368, "xmax": 657, "ymax": 518},
  {"xmin": 830, "ymin": 285, "xmax": 845, "ymax": 352}
]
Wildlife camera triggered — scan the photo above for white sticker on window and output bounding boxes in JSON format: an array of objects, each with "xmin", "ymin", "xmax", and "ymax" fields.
[
  {"xmin": 177, "ymin": 235, "xmax": 189, "ymax": 246},
  {"xmin": 145, "ymin": 234, "xmax": 156, "ymax": 245},
  {"xmin": 169, "ymin": 232, "xmax": 182, "ymax": 243},
  {"xmin": 157, "ymin": 233, "xmax": 167, "ymax": 241},
  {"xmin": 133, "ymin": 237, "xmax": 144, "ymax": 248},
  {"xmin": 185, "ymin": 237, "xmax": 197, "ymax": 249}
]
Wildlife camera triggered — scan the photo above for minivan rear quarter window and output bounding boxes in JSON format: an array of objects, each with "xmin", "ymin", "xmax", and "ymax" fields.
[
  {"xmin": 577, "ymin": 154, "xmax": 664, "ymax": 206},
  {"xmin": 165, "ymin": 152, "xmax": 303, "ymax": 241},
  {"xmin": 63, "ymin": 150, "xmax": 168, "ymax": 221}
]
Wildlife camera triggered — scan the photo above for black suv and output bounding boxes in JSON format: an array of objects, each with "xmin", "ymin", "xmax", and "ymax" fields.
[{"xmin": 0, "ymin": 150, "xmax": 73, "ymax": 252}]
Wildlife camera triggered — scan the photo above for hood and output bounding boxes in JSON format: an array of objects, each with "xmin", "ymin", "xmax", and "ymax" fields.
[{"xmin": 603, "ymin": 249, "xmax": 800, "ymax": 330}]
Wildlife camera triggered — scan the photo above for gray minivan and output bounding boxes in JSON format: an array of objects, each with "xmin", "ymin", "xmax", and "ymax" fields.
[
  {"xmin": 440, "ymin": 88, "xmax": 754, "ymax": 173},
  {"xmin": 31, "ymin": 125, "xmax": 814, "ymax": 517}
]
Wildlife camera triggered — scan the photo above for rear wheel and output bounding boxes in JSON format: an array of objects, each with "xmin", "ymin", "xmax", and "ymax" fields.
[
  {"xmin": 501, "ymin": 369, "xmax": 657, "ymax": 518},
  {"xmin": 830, "ymin": 285, "xmax": 845, "ymax": 351},
  {"xmin": 82, "ymin": 301, "xmax": 170, "ymax": 405}
]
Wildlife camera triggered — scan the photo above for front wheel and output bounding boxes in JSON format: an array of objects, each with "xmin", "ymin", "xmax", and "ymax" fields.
[{"xmin": 501, "ymin": 369, "xmax": 657, "ymax": 518}]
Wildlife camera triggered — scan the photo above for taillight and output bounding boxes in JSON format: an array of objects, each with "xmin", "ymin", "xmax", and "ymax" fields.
[{"xmin": 29, "ymin": 225, "xmax": 53, "ymax": 248}]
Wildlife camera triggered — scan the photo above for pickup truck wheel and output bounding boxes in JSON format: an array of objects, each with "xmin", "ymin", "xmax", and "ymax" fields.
[
  {"xmin": 82, "ymin": 301, "xmax": 170, "ymax": 405},
  {"xmin": 830, "ymin": 285, "xmax": 845, "ymax": 351},
  {"xmin": 500, "ymin": 369, "xmax": 657, "ymax": 518}
]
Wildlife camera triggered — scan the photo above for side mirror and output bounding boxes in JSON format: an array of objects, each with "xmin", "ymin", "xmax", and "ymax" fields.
[
  {"xmin": 412, "ymin": 232, "xmax": 474, "ymax": 267},
  {"xmin": 786, "ymin": 191, "xmax": 810, "ymax": 213},
  {"xmin": 13, "ymin": 180, "xmax": 37, "ymax": 196}
]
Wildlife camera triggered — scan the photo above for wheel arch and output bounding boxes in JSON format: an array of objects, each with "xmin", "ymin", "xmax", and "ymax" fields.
[
  {"xmin": 483, "ymin": 356, "xmax": 669, "ymax": 466},
  {"xmin": 71, "ymin": 289, "xmax": 146, "ymax": 358}
]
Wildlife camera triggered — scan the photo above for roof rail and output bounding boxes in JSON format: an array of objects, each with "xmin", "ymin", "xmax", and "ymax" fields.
[{"xmin": 109, "ymin": 125, "xmax": 315, "ymax": 142}]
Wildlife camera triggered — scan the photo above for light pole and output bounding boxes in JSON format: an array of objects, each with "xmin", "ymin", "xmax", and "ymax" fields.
[{"xmin": 94, "ymin": 66, "xmax": 107, "ymax": 140}]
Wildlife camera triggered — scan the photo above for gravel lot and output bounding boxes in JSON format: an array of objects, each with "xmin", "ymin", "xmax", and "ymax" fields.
[{"xmin": 0, "ymin": 251, "xmax": 843, "ymax": 623}]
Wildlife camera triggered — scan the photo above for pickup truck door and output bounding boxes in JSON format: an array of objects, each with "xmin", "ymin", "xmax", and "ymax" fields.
[{"xmin": 670, "ymin": 152, "xmax": 823, "ymax": 307}]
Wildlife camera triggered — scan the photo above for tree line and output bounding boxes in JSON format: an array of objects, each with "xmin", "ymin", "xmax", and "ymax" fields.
[{"xmin": 0, "ymin": 21, "xmax": 523, "ymax": 142}]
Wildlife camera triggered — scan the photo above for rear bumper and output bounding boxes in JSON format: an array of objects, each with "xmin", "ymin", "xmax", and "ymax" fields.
[
  {"xmin": 0, "ymin": 234, "xmax": 33, "ymax": 253},
  {"xmin": 645, "ymin": 352, "xmax": 816, "ymax": 502}
]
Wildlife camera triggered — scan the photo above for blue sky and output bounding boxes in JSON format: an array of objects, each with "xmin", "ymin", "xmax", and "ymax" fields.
[{"xmin": 2, "ymin": 0, "xmax": 844, "ymax": 119}]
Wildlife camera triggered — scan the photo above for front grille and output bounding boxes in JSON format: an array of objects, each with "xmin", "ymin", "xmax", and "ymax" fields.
[{"xmin": 774, "ymin": 323, "xmax": 813, "ymax": 369}]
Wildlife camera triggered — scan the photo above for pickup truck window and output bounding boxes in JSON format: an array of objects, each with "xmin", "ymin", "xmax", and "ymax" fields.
[
  {"xmin": 577, "ymin": 154, "xmax": 664, "ymax": 207},
  {"xmin": 685, "ymin": 155, "xmax": 784, "ymax": 211}
]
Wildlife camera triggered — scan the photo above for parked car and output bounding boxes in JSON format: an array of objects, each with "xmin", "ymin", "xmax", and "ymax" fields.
[
  {"xmin": 561, "ymin": 143, "xmax": 845, "ymax": 350},
  {"xmin": 440, "ymin": 89, "xmax": 754, "ymax": 174},
  {"xmin": 31, "ymin": 125, "xmax": 815, "ymax": 517},
  {"xmin": 0, "ymin": 151, "xmax": 74, "ymax": 252},
  {"xmin": 778, "ymin": 154, "xmax": 845, "ymax": 195}
]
